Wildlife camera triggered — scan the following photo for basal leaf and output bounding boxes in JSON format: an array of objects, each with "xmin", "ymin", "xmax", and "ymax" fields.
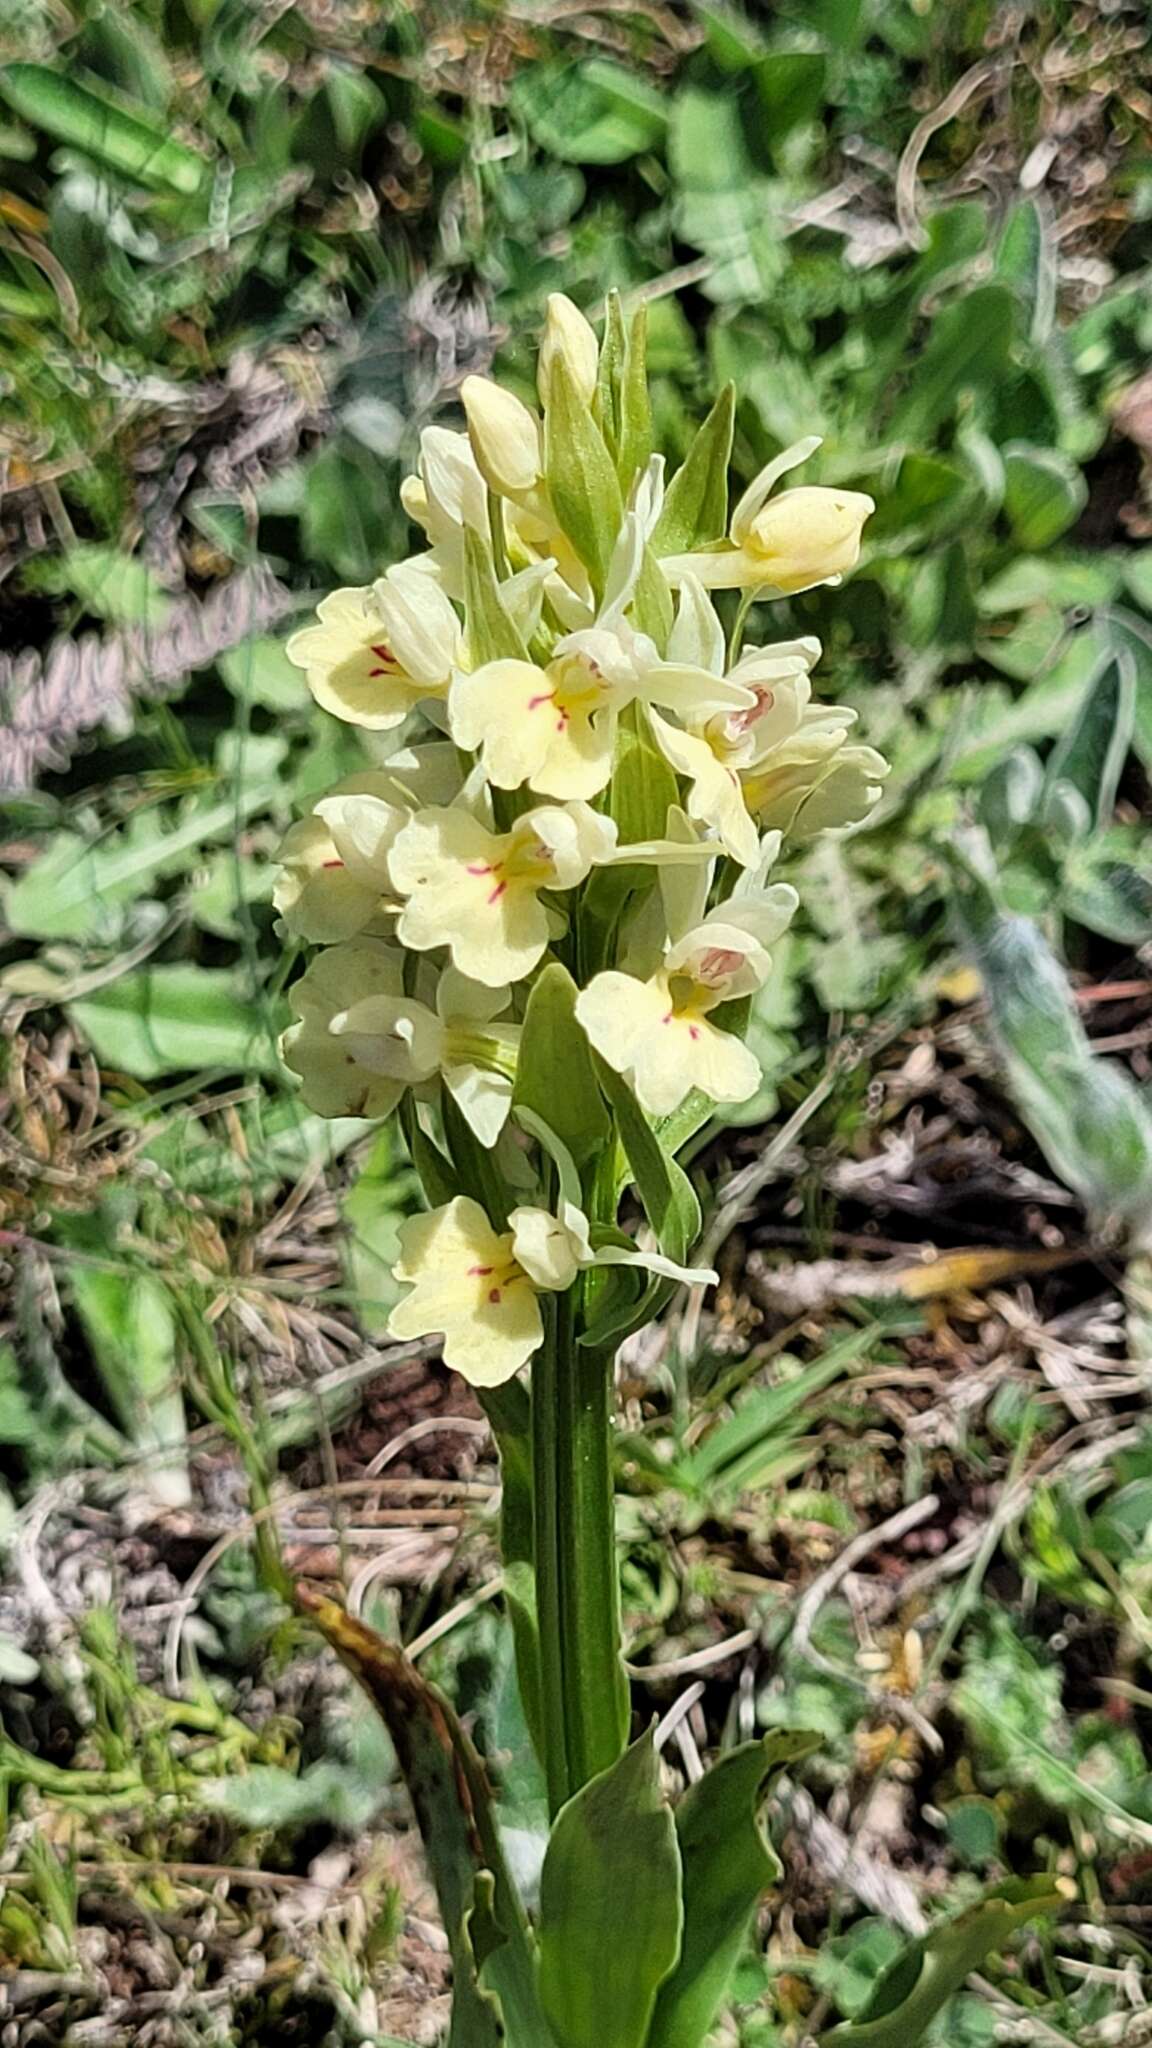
[
  {"xmin": 538, "ymin": 1731, "xmax": 682, "ymax": 2048},
  {"xmin": 817, "ymin": 1878, "xmax": 1067, "ymax": 2047},
  {"xmin": 648, "ymin": 1732, "xmax": 819, "ymax": 2048}
]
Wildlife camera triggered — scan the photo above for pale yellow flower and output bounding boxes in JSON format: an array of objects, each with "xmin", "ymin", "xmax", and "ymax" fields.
[
  {"xmin": 744, "ymin": 737, "xmax": 889, "ymax": 839},
  {"xmin": 389, "ymin": 801, "xmax": 618, "ymax": 986},
  {"xmin": 576, "ymin": 888, "xmax": 796, "ymax": 1118},
  {"xmin": 285, "ymin": 566, "xmax": 460, "ymax": 730},
  {"xmin": 280, "ymin": 940, "xmax": 408, "ymax": 1118},
  {"xmin": 538, "ymin": 293, "xmax": 599, "ymax": 407},
  {"xmin": 272, "ymin": 776, "xmax": 408, "ymax": 942},
  {"xmin": 661, "ymin": 436, "xmax": 874, "ymax": 593},
  {"xmin": 510, "ymin": 1199, "xmax": 716, "ymax": 1291},
  {"xmin": 399, "ymin": 427, "xmax": 490, "ymax": 597},
  {"xmin": 388, "ymin": 1197, "xmax": 544, "ymax": 1385},
  {"xmin": 332, "ymin": 965, "xmax": 519, "ymax": 1147},
  {"xmin": 387, "ymin": 1192, "xmax": 716, "ymax": 1385},
  {"xmin": 648, "ymin": 634, "xmax": 822, "ymax": 867},
  {"xmin": 449, "ymin": 613, "xmax": 756, "ymax": 803}
]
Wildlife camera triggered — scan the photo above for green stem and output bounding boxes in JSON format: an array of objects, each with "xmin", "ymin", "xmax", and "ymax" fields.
[{"xmin": 532, "ymin": 1292, "xmax": 629, "ymax": 1814}]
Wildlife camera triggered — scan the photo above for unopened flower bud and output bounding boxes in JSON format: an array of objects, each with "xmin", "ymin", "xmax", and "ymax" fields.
[
  {"xmin": 744, "ymin": 486, "xmax": 874, "ymax": 593},
  {"xmin": 538, "ymin": 293, "xmax": 599, "ymax": 408},
  {"xmin": 461, "ymin": 376, "xmax": 542, "ymax": 499}
]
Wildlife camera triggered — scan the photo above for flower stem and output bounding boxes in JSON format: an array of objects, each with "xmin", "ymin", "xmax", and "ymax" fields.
[{"xmin": 531, "ymin": 1291, "xmax": 629, "ymax": 1814}]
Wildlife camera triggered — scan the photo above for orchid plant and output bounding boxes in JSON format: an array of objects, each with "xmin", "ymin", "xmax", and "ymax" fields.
[{"xmin": 272, "ymin": 299, "xmax": 1054, "ymax": 2048}]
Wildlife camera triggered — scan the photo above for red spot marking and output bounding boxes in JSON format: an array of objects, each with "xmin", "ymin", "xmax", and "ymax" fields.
[
  {"xmin": 527, "ymin": 691, "xmax": 554, "ymax": 711},
  {"xmin": 732, "ymin": 686, "xmax": 776, "ymax": 737},
  {"xmin": 468, "ymin": 1264, "xmax": 494, "ymax": 1276},
  {"xmin": 488, "ymin": 1287, "xmax": 502, "ymax": 1305},
  {"xmin": 321, "ymin": 859, "xmax": 345, "ymax": 869},
  {"xmin": 661, "ymin": 1010, "xmax": 674, "ymax": 1025},
  {"xmin": 487, "ymin": 880, "xmax": 508, "ymax": 904},
  {"xmin": 688, "ymin": 1025, "xmax": 701, "ymax": 1041},
  {"xmin": 466, "ymin": 861, "xmax": 494, "ymax": 876}
]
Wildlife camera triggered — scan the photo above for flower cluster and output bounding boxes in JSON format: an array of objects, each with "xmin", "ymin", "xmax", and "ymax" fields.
[{"xmin": 277, "ymin": 294, "xmax": 885, "ymax": 1382}]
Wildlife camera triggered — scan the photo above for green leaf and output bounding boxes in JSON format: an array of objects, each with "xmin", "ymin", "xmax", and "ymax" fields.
[
  {"xmin": 4, "ymin": 779, "xmax": 280, "ymax": 944},
  {"xmin": 593, "ymin": 1057, "xmax": 700, "ymax": 1264},
  {"xmin": 891, "ymin": 284, "xmax": 1016, "ymax": 438},
  {"xmin": 544, "ymin": 355, "xmax": 623, "ymax": 596},
  {"xmin": 464, "ymin": 527, "xmax": 531, "ymax": 665},
  {"xmin": 513, "ymin": 964, "xmax": 609, "ymax": 1170},
  {"xmin": 652, "ymin": 386, "xmax": 735, "ymax": 554},
  {"xmin": 648, "ymin": 1732, "xmax": 819, "ymax": 2048},
  {"xmin": 538, "ymin": 1732, "xmax": 683, "ymax": 2048},
  {"xmin": 0, "ymin": 63, "xmax": 205, "ymax": 192},
  {"xmin": 441, "ymin": 1087, "xmax": 511, "ymax": 1229},
  {"xmin": 63, "ymin": 1261, "xmax": 188, "ymax": 1506},
  {"xmin": 218, "ymin": 636, "xmax": 306, "ymax": 710},
  {"xmin": 817, "ymin": 1878, "xmax": 1066, "ymax": 2047},
  {"xmin": 476, "ymin": 1380, "xmax": 544, "ymax": 1772},
  {"xmin": 1002, "ymin": 445, "xmax": 1087, "ymax": 549},
  {"xmin": 617, "ymin": 302, "xmax": 654, "ymax": 491},
  {"xmin": 342, "ymin": 1126, "xmax": 412, "ymax": 1333},
  {"xmin": 300, "ymin": 1593, "xmax": 538, "ymax": 2048},
  {"xmin": 753, "ymin": 51, "xmax": 827, "ymax": 147},
  {"xmin": 1043, "ymin": 646, "xmax": 1135, "ymax": 831},
  {"xmin": 60, "ymin": 544, "xmax": 173, "ymax": 625},
  {"xmin": 950, "ymin": 862, "xmax": 1152, "ymax": 1239},
  {"xmin": 511, "ymin": 59, "xmax": 667, "ymax": 165},
  {"xmin": 69, "ymin": 968, "xmax": 285, "ymax": 1080}
]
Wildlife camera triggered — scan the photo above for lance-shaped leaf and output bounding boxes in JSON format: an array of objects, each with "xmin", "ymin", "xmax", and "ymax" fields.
[
  {"xmin": 951, "ymin": 856, "xmax": 1152, "ymax": 1243},
  {"xmin": 537, "ymin": 1731, "xmax": 683, "ymax": 2048},
  {"xmin": 464, "ymin": 527, "xmax": 531, "ymax": 665},
  {"xmin": 514, "ymin": 962, "xmax": 609, "ymax": 1169},
  {"xmin": 648, "ymin": 1732, "xmax": 819, "ymax": 2048},
  {"xmin": 617, "ymin": 302, "xmax": 654, "ymax": 490},
  {"xmin": 651, "ymin": 385, "xmax": 735, "ymax": 555},
  {"xmin": 298, "ymin": 1590, "xmax": 545, "ymax": 2048},
  {"xmin": 1043, "ymin": 645, "xmax": 1135, "ymax": 834},
  {"xmin": 817, "ymin": 1876, "xmax": 1068, "ymax": 2047},
  {"xmin": 478, "ymin": 1379, "xmax": 544, "ymax": 1770},
  {"xmin": 544, "ymin": 355, "xmax": 624, "ymax": 596},
  {"xmin": 593, "ymin": 1057, "xmax": 701, "ymax": 1264}
]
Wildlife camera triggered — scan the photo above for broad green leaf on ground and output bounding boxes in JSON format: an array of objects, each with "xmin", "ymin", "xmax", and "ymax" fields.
[
  {"xmin": 1002, "ymin": 445, "xmax": 1087, "ymax": 549},
  {"xmin": 817, "ymin": 1878, "xmax": 1066, "ymax": 2047},
  {"xmin": 510, "ymin": 58, "xmax": 666, "ymax": 164},
  {"xmin": 62, "ymin": 1256, "xmax": 189, "ymax": 1506},
  {"xmin": 1043, "ymin": 646, "xmax": 1135, "ymax": 831},
  {"xmin": 70, "ymin": 966, "xmax": 287, "ymax": 1079},
  {"xmin": 950, "ymin": 860, "xmax": 1152, "ymax": 1239},
  {"xmin": 4, "ymin": 779, "xmax": 281, "ymax": 944},
  {"xmin": 538, "ymin": 1731, "xmax": 682, "ymax": 2048},
  {"xmin": 890, "ymin": 284, "xmax": 1016, "ymax": 438}
]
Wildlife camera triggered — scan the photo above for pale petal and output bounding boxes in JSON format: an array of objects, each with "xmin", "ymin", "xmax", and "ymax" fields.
[
  {"xmin": 575, "ymin": 972, "xmax": 668, "ymax": 1072},
  {"xmin": 630, "ymin": 1014, "xmax": 761, "ymax": 1117},
  {"xmin": 509, "ymin": 1206, "xmax": 582, "ymax": 1291},
  {"xmin": 332, "ymin": 993, "xmax": 444, "ymax": 1082},
  {"xmin": 668, "ymin": 574, "xmax": 725, "ymax": 673},
  {"xmin": 444, "ymin": 1063, "xmax": 513, "ymax": 1147},
  {"xmin": 649, "ymin": 712, "xmax": 760, "ymax": 868},
  {"xmin": 729, "ymin": 435, "xmax": 822, "ymax": 543}
]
